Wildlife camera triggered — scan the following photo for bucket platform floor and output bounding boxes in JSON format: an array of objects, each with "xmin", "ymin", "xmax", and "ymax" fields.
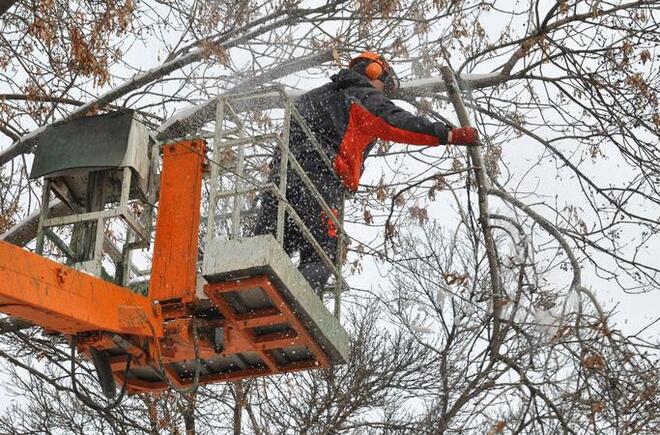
[{"xmin": 203, "ymin": 234, "xmax": 350, "ymax": 366}]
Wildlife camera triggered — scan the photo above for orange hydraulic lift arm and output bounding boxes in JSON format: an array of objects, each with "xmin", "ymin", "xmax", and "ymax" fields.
[
  {"xmin": 0, "ymin": 240, "xmax": 162, "ymax": 337},
  {"xmin": 149, "ymin": 140, "xmax": 205, "ymax": 307},
  {"xmin": 0, "ymin": 140, "xmax": 206, "ymax": 339}
]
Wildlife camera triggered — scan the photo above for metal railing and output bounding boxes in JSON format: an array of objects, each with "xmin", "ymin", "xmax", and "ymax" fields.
[
  {"xmin": 35, "ymin": 161, "xmax": 157, "ymax": 287},
  {"xmin": 204, "ymin": 86, "xmax": 347, "ymax": 317}
]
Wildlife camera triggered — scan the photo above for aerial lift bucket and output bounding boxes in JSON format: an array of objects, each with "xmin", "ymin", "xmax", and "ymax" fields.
[{"xmin": 0, "ymin": 119, "xmax": 349, "ymax": 397}]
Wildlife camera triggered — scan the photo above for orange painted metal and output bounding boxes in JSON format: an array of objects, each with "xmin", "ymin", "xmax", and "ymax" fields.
[
  {"xmin": 96, "ymin": 274, "xmax": 333, "ymax": 394},
  {"xmin": 119, "ymin": 366, "xmax": 275, "ymax": 394},
  {"xmin": 160, "ymin": 318, "xmax": 217, "ymax": 362},
  {"xmin": 117, "ymin": 359, "xmax": 322, "ymax": 395},
  {"xmin": 0, "ymin": 240, "xmax": 162, "ymax": 337},
  {"xmin": 0, "ymin": 138, "xmax": 337, "ymax": 395},
  {"xmin": 235, "ymin": 308, "xmax": 286, "ymax": 329},
  {"xmin": 149, "ymin": 140, "xmax": 205, "ymax": 305}
]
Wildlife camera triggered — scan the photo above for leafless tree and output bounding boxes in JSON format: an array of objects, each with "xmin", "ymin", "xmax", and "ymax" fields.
[{"xmin": 0, "ymin": 0, "xmax": 658, "ymax": 433}]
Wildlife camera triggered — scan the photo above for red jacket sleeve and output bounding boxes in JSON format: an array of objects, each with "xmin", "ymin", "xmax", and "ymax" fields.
[{"xmin": 352, "ymin": 89, "xmax": 450, "ymax": 145}]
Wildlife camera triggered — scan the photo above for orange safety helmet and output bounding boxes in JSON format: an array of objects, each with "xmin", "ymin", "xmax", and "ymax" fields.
[
  {"xmin": 349, "ymin": 52, "xmax": 400, "ymax": 93},
  {"xmin": 349, "ymin": 52, "xmax": 391, "ymax": 80}
]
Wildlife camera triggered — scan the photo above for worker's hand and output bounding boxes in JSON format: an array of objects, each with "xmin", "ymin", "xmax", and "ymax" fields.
[{"xmin": 447, "ymin": 126, "xmax": 479, "ymax": 145}]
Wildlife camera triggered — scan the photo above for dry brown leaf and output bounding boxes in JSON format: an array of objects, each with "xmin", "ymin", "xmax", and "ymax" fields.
[
  {"xmin": 376, "ymin": 183, "xmax": 388, "ymax": 203},
  {"xmin": 487, "ymin": 420, "xmax": 506, "ymax": 435},
  {"xmin": 363, "ymin": 209, "xmax": 374, "ymax": 225},
  {"xmin": 583, "ymin": 354, "xmax": 605, "ymax": 370},
  {"xmin": 409, "ymin": 205, "xmax": 429, "ymax": 225}
]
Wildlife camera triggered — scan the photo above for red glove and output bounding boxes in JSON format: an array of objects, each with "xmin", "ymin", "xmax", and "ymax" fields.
[{"xmin": 448, "ymin": 127, "xmax": 479, "ymax": 145}]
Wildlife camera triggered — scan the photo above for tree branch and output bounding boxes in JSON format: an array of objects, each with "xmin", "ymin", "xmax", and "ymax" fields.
[
  {"xmin": 440, "ymin": 66, "xmax": 504, "ymax": 355},
  {"xmin": 156, "ymin": 48, "xmax": 339, "ymax": 140},
  {"xmin": 0, "ymin": 3, "xmax": 342, "ymax": 166},
  {"xmin": 0, "ymin": 0, "xmax": 18, "ymax": 16}
]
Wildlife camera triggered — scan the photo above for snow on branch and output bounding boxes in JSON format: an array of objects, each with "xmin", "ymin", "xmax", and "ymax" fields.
[
  {"xmin": 0, "ymin": 4, "xmax": 337, "ymax": 167},
  {"xmin": 156, "ymin": 71, "xmax": 509, "ymax": 141},
  {"xmin": 156, "ymin": 48, "xmax": 339, "ymax": 140}
]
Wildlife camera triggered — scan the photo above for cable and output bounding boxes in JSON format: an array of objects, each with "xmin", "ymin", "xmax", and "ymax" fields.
[
  {"xmin": 146, "ymin": 318, "xmax": 202, "ymax": 396},
  {"xmin": 69, "ymin": 335, "xmax": 132, "ymax": 412}
]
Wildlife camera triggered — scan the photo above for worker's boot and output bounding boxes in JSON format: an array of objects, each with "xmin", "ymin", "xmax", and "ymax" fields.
[
  {"xmin": 89, "ymin": 347, "xmax": 117, "ymax": 399},
  {"xmin": 298, "ymin": 262, "xmax": 332, "ymax": 296}
]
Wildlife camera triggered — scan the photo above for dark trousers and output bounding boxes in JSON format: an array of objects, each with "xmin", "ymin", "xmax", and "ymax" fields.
[{"xmin": 253, "ymin": 159, "xmax": 343, "ymax": 294}]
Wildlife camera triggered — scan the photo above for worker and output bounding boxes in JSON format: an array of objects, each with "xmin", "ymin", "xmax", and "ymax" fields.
[{"xmin": 253, "ymin": 52, "xmax": 478, "ymax": 293}]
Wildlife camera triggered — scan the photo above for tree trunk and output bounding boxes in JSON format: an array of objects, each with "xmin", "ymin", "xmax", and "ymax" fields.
[
  {"xmin": 183, "ymin": 408, "xmax": 195, "ymax": 435},
  {"xmin": 233, "ymin": 381, "xmax": 244, "ymax": 435}
]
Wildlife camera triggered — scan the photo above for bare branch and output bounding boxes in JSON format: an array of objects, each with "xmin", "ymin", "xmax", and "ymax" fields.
[{"xmin": 0, "ymin": 0, "xmax": 18, "ymax": 16}]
